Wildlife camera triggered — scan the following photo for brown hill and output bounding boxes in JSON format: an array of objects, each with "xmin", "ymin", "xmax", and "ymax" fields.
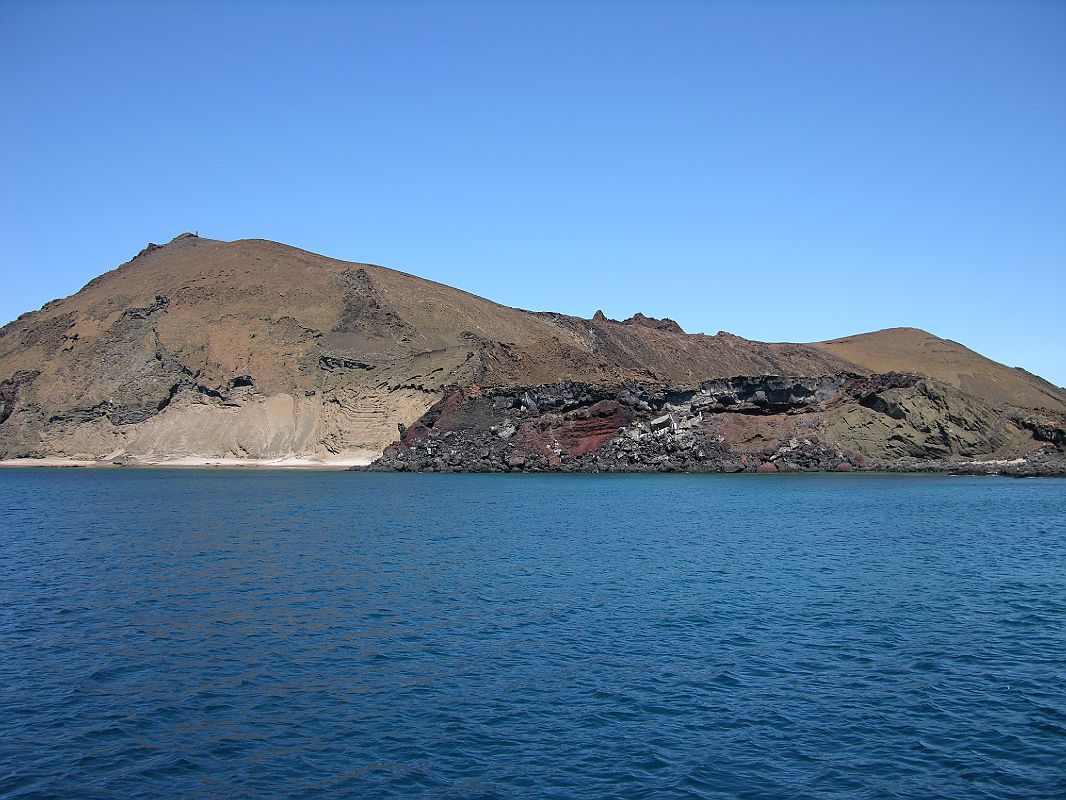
[
  {"xmin": 814, "ymin": 328, "xmax": 1066, "ymax": 413},
  {"xmin": 0, "ymin": 234, "xmax": 1061, "ymax": 466}
]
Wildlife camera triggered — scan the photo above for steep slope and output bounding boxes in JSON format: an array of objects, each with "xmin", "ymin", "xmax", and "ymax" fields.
[
  {"xmin": 0, "ymin": 234, "xmax": 1061, "ymax": 470},
  {"xmin": 814, "ymin": 328, "xmax": 1066, "ymax": 413}
]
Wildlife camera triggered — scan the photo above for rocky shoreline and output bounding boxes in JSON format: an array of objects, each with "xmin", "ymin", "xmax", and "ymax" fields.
[{"xmin": 359, "ymin": 376, "xmax": 1066, "ymax": 476}]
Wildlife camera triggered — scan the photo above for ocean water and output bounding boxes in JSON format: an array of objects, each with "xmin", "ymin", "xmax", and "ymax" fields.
[{"xmin": 0, "ymin": 471, "xmax": 1064, "ymax": 799}]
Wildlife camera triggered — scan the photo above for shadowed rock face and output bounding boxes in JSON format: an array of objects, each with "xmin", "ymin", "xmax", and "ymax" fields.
[
  {"xmin": 1, "ymin": 233, "xmax": 1063, "ymax": 468},
  {"xmin": 0, "ymin": 371, "xmax": 39, "ymax": 426}
]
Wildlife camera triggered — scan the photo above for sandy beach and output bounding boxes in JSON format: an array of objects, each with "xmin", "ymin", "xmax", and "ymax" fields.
[{"xmin": 0, "ymin": 455, "xmax": 374, "ymax": 469}]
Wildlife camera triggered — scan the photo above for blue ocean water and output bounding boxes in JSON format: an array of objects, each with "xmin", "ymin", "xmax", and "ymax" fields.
[{"xmin": 0, "ymin": 471, "xmax": 1064, "ymax": 799}]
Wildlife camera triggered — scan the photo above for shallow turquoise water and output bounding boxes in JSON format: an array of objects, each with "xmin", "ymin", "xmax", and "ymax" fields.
[{"xmin": 1, "ymin": 471, "xmax": 1064, "ymax": 798}]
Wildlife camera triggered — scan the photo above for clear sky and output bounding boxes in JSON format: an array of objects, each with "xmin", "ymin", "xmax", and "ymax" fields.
[{"xmin": 2, "ymin": 0, "xmax": 1064, "ymax": 385}]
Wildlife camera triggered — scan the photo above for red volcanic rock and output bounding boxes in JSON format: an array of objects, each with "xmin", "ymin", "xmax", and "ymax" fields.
[
  {"xmin": 523, "ymin": 403, "xmax": 634, "ymax": 459},
  {"xmin": 402, "ymin": 422, "xmax": 431, "ymax": 444},
  {"xmin": 833, "ymin": 461, "xmax": 853, "ymax": 472},
  {"xmin": 757, "ymin": 462, "xmax": 778, "ymax": 473},
  {"xmin": 430, "ymin": 391, "xmax": 470, "ymax": 430}
]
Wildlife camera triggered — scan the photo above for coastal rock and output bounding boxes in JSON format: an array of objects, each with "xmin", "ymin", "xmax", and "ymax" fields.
[{"xmin": 367, "ymin": 374, "xmax": 1065, "ymax": 475}]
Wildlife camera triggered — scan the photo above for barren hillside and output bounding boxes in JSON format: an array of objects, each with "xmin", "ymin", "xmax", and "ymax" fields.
[{"xmin": 1, "ymin": 234, "xmax": 1062, "ymax": 470}]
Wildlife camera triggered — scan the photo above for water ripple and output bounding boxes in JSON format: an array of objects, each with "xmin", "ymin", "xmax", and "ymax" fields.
[{"xmin": 0, "ymin": 471, "xmax": 1064, "ymax": 798}]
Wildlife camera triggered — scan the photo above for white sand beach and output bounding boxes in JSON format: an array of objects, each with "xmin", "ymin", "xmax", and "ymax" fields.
[{"xmin": 0, "ymin": 455, "xmax": 375, "ymax": 469}]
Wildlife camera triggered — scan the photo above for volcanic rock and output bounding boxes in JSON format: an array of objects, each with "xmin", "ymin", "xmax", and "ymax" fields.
[{"xmin": 1, "ymin": 234, "xmax": 1063, "ymax": 472}]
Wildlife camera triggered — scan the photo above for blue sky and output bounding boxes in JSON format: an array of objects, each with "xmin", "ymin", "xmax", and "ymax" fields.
[{"xmin": 2, "ymin": 0, "xmax": 1064, "ymax": 385}]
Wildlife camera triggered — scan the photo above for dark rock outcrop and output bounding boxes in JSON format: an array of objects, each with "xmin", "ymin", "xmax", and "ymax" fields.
[
  {"xmin": 1011, "ymin": 413, "xmax": 1066, "ymax": 445},
  {"xmin": 622, "ymin": 313, "xmax": 685, "ymax": 334},
  {"xmin": 0, "ymin": 371, "xmax": 39, "ymax": 426},
  {"xmin": 364, "ymin": 374, "xmax": 1066, "ymax": 475}
]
